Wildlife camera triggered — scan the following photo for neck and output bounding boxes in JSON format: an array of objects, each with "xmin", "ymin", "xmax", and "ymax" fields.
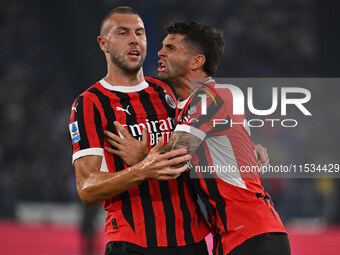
[
  {"xmin": 171, "ymin": 77, "xmax": 191, "ymax": 100},
  {"xmin": 173, "ymin": 71, "xmax": 212, "ymax": 100}
]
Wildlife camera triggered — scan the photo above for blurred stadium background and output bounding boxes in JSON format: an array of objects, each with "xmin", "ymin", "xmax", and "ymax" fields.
[{"xmin": 0, "ymin": 0, "xmax": 339, "ymax": 254}]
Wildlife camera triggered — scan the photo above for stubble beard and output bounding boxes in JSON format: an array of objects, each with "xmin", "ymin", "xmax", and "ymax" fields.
[
  {"xmin": 109, "ymin": 50, "xmax": 144, "ymax": 75},
  {"xmin": 159, "ymin": 65, "xmax": 189, "ymax": 88}
]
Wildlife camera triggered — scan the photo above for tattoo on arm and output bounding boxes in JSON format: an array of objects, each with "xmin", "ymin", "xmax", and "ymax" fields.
[{"xmin": 160, "ymin": 131, "xmax": 202, "ymax": 155}]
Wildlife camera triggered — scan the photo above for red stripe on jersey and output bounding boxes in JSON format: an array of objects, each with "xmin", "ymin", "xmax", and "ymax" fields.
[
  {"xmin": 167, "ymin": 180, "xmax": 185, "ymax": 245},
  {"xmin": 82, "ymin": 95, "xmax": 101, "ymax": 148},
  {"xmin": 149, "ymin": 179, "xmax": 168, "ymax": 246},
  {"xmin": 182, "ymin": 175, "xmax": 201, "ymax": 239}
]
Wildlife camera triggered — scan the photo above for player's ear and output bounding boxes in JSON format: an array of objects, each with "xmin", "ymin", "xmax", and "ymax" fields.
[
  {"xmin": 97, "ymin": 36, "xmax": 109, "ymax": 52},
  {"xmin": 191, "ymin": 54, "xmax": 206, "ymax": 70}
]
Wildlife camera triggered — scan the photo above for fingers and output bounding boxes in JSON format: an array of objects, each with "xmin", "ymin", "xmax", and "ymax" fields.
[
  {"xmin": 255, "ymin": 144, "xmax": 269, "ymax": 167},
  {"xmin": 160, "ymin": 147, "xmax": 188, "ymax": 160},
  {"xmin": 150, "ymin": 138, "xmax": 164, "ymax": 153},
  {"xmin": 105, "ymin": 138, "xmax": 123, "ymax": 151},
  {"xmin": 167, "ymin": 154, "xmax": 191, "ymax": 166},
  {"xmin": 114, "ymin": 121, "xmax": 131, "ymax": 139},
  {"xmin": 104, "ymin": 130, "xmax": 124, "ymax": 145},
  {"xmin": 141, "ymin": 128, "xmax": 149, "ymax": 146},
  {"xmin": 255, "ymin": 144, "xmax": 265, "ymax": 161},
  {"xmin": 156, "ymin": 164, "xmax": 189, "ymax": 180},
  {"xmin": 104, "ymin": 146, "xmax": 122, "ymax": 157}
]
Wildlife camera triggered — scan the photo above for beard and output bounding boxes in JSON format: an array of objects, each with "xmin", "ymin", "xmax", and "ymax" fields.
[
  {"xmin": 158, "ymin": 64, "xmax": 189, "ymax": 85},
  {"xmin": 109, "ymin": 48, "xmax": 145, "ymax": 75}
]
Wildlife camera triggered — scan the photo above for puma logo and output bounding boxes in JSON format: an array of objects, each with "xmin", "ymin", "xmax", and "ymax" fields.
[
  {"xmin": 72, "ymin": 103, "xmax": 78, "ymax": 112},
  {"xmin": 116, "ymin": 105, "xmax": 131, "ymax": 115}
]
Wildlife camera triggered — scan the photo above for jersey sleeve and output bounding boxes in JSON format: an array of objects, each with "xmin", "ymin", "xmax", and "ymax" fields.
[
  {"xmin": 175, "ymin": 88, "xmax": 231, "ymax": 140},
  {"xmin": 69, "ymin": 94, "xmax": 104, "ymax": 164}
]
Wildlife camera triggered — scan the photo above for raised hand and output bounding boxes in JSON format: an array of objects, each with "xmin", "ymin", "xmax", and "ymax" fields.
[{"xmin": 104, "ymin": 121, "xmax": 149, "ymax": 166}]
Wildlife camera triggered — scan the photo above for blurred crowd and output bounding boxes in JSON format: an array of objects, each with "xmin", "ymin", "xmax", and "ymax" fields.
[{"xmin": 1, "ymin": 0, "xmax": 339, "ymax": 225}]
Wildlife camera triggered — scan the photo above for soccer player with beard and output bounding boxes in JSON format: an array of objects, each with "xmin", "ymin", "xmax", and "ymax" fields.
[
  {"xmin": 69, "ymin": 7, "xmax": 211, "ymax": 255},
  {"xmin": 157, "ymin": 22, "xmax": 290, "ymax": 255}
]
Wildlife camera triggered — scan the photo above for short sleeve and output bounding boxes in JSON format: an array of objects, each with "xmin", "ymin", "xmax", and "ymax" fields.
[{"xmin": 69, "ymin": 94, "xmax": 104, "ymax": 163}]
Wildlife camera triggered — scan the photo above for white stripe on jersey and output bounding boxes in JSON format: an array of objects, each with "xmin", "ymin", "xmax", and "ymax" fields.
[
  {"xmin": 205, "ymin": 136, "xmax": 247, "ymax": 189},
  {"xmin": 175, "ymin": 124, "xmax": 206, "ymax": 141},
  {"xmin": 72, "ymin": 147, "xmax": 108, "ymax": 172}
]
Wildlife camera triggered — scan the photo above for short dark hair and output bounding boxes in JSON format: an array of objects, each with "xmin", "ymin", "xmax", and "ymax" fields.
[
  {"xmin": 164, "ymin": 21, "xmax": 224, "ymax": 76},
  {"xmin": 100, "ymin": 6, "xmax": 140, "ymax": 35}
]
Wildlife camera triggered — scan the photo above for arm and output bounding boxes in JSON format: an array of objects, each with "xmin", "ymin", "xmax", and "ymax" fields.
[
  {"xmin": 160, "ymin": 130, "xmax": 202, "ymax": 154},
  {"xmin": 75, "ymin": 139, "xmax": 190, "ymax": 206}
]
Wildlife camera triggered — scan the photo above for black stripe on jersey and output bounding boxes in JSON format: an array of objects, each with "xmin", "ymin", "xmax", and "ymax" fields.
[
  {"xmin": 108, "ymin": 90, "xmax": 138, "ymax": 234},
  {"xmin": 186, "ymin": 171, "xmax": 205, "ymax": 227},
  {"xmin": 94, "ymin": 106, "xmax": 103, "ymax": 147},
  {"xmin": 75, "ymin": 96, "xmax": 90, "ymax": 150},
  {"xmin": 196, "ymin": 145, "xmax": 228, "ymax": 235},
  {"xmin": 113, "ymin": 91, "xmax": 137, "ymax": 129},
  {"xmin": 88, "ymin": 88, "xmax": 135, "ymax": 233},
  {"xmin": 205, "ymin": 181, "xmax": 228, "ymax": 235},
  {"xmin": 177, "ymin": 175, "xmax": 195, "ymax": 244},
  {"xmin": 215, "ymin": 229, "xmax": 224, "ymax": 255},
  {"xmin": 158, "ymin": 181, "xmax": 177, "ymax": 246},
  {"xmin": 138, "ymin": 181, "xmax": 157, "ymax": 246},
  {"xmin": 136, "ymin": 88, "xmax": 165, "ymax": 246}
]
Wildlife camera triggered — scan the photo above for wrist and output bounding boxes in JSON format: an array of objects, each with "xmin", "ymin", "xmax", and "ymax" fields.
[
  {"xmin": 130, "ymin": 161, "xmax": 147, "ymax": 182},
  {"xmin": 137, "ymin": 147, "xmax": 149, "ymax": 163}
]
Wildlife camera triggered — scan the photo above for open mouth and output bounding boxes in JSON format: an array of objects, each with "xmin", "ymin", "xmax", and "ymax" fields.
[
  {"xmin": 158, "ymin": 60, "xmax": 166, "ymax": 71},
  {"xmin": 128, "ymin": 50, "xmax": 140, "ymax": 58}
]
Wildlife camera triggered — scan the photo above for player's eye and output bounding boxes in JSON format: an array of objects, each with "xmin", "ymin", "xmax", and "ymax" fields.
[
  {"xmin": 135, "ymin": 29, "xmax": 145, "ymax": 36},
  {"xmin": 118, "ymin": 31, "xmax": 127, "ymax": 35},
  {"xmin": 166, "ymin": 45, "xmax": 175, "ymax": 50}
]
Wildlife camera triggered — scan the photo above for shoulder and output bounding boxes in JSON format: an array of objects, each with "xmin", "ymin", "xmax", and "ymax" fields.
[
  {"xmin": 145, "ymin": 77, "xmax": 178, "ymax": 99},
  {"xmin": 72, "ymin": 81, "xmax": 104, "ymax": 106},
  {"xmin": 145, "ymin": 76, "xmax": 169, "ymax": 90}
]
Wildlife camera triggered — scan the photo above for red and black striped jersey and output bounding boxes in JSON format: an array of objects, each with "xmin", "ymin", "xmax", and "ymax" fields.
[
  {"xmin": 175, "ymin": 80, "xmax": 286, "ymax": 255},
  {"xmin": 69, "ymin": 77, "xmax": 210, "ymax": 247}
]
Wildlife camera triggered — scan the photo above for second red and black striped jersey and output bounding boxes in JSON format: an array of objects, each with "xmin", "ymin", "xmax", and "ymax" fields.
[
  {"xmin": 175, "ymin": 80, "xmax": 286, "ymax": 254},
  {"xmin": 69, "ymin": 77, "xmax": 210, "ymax": 247}
]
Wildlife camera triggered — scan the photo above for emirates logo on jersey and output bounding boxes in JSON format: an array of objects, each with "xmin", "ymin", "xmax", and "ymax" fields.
[{"xmin": 121, "ymin": 117, "xmax": 176, "ymax": 146}]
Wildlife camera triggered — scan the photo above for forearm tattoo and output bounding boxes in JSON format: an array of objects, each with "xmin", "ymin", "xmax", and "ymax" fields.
[{"xmin": 160, "ymin": 131, "xmax": 202, "ymax": 155}]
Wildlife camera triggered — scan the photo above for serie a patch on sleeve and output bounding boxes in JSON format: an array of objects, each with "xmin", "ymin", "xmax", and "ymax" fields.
[{"xmin": 69, "ymin": 121, "xmax": 81, "ymax": 144}]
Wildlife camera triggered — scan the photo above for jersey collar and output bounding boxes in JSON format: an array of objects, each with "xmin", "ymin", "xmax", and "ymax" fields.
[
  {"xmin": 99, "ymin": 79, "xmax": 149, "ymax": 92},
  {"xmin": 177, "ymin": 79, "xmax": 216, "ymax": 109}
]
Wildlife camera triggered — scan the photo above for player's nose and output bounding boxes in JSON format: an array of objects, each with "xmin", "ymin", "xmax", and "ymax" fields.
[
  {"xmin": 129, "ymin": 33, "xmax": 138, "ymax": 45},
  {"xmin": 158, "ymin": 47, "xmax": 166, "ymax": 57}
]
